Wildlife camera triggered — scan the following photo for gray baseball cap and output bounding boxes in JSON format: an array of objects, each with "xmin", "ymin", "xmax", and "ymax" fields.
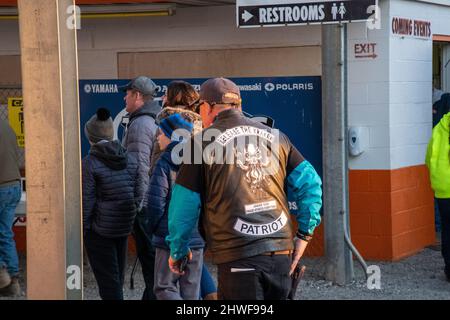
[
  {"xmin": 199, "ymin": 77, "xmax": 241, "ymax": 105},
  {"xmin": 119, "ymin": 76, "xmax": 159, "ymax": 96}
]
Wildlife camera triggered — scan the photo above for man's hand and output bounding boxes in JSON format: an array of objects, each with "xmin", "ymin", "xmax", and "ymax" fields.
[
  {"xmin": 289, "ymin": 238, "xmax": 308, "ymax": 276},
  {"xmin": 168, "ymin": 250, "xmax": 193, "ymax": 275}
]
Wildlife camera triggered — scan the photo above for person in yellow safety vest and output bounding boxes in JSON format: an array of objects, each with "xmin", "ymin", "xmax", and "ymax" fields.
[{"xmin": 426, "ymin": 112, "xmax": 450, "ymax": 282}]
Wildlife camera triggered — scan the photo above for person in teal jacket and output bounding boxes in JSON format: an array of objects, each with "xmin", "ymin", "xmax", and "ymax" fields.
[
  {"xmin": 426, "ymin": 112, "xmax": 450, "ymax": 282},
  {"xmin": 165, "ymin": 78, "xmax": 322, "ymax": 300}
]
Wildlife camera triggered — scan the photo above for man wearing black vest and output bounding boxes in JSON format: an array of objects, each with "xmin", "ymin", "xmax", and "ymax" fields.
[{"xmin": 166, "ymin": 78, "xmax": 323, "ymax": 300}]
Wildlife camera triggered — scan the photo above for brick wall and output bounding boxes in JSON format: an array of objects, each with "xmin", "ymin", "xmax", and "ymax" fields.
[{"xmin": 349, "ymin": 165, "xmax": 434, "ymax": 260}]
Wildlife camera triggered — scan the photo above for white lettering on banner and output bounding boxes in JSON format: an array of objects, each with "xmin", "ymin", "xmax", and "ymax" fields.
[
  {"xmin": 216, "ymin": 126, "xmax": 275, "ymax": 146},
  {"xmin": 238, "ymin": 83, "xmax": 262, "ymax": 91},
  {"xmin": 245, "ymin": 200, "xmax": 277, "ymax": 215},
  {"xmin": 234, "ymin": 211, "xmax": 288, "ymax": 236},
  {"xmin": 85, "ymin": 84, "xmax": 119, "ymax": 94},
  {"xmin": 264, "ymin": 82, "xmax": 314, "ymax": 92}
]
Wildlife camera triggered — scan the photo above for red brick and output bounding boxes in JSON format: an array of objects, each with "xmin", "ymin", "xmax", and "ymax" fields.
[
  {"xmin": 368, "ymin": 170, "xmax": 391, "ymax": 192},
  {"xmin": 391, "ymin": 166, "xmax": 419, "ymax": 191},
  {"xmin": 352, "ymin": 235, "xmax": 392, "ymax": 260},
  {"xmin": 391, "ymin": 189, "xmax": 411, "ymax": 213},
  {"xmin": 370, "ymin": 214, "xmax": 392, "ymax": 237},
  {"xmin": 350, "ymin": 213, "xmax": 371, "ymax": 236},
  {"xmin": 349, "ymin": 170, "xmax": 370, "ymax": 192},
  {"xmin": 392, "ymin": 211, "xmax": 412, "ymax": 236}
]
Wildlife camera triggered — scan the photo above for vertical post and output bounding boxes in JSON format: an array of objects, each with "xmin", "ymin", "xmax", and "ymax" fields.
[
  {"xmin": 322, "ymin": 24, "xmax": 354, "ymax": 285},
  {"xmin": 18, "ymin": 0, "xmax": 82, "ymax": 299}
]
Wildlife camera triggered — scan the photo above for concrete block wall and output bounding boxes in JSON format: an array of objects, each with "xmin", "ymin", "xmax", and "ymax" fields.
[{"xmin": 347, "ymin": 0, "xmax": 450, "ymax": 260}]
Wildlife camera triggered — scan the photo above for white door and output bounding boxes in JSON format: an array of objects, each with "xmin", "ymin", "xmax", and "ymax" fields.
[{"xmin": 443, "ymin": 44, "xmax": 450, "ymax": 92}]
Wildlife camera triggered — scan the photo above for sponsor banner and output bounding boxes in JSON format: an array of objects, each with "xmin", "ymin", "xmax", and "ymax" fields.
[
  {"xmin": 7, "ymin": 98, "xmax": 24, "ymax": 148},
  {"xmin": 234, "ymin": 211, "xmax": 289, "ymax": 236},
  {"xmin": 79, "ymin": 77, "xmax": 322, "ymax": 214}
]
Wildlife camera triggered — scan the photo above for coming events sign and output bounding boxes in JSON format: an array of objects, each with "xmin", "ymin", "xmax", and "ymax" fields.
[{"xmin": 237, "ymin": 0, "xmax": 377, "ymax": 27}]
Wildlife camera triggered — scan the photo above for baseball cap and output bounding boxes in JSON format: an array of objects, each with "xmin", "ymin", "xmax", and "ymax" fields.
[
  {"xmin": 119, "ymin": 76, "xmax": 159, "ymax": 97},
  {"xmin": 199, "ymin": 77, "xmax": 241, "ymax": 105}
]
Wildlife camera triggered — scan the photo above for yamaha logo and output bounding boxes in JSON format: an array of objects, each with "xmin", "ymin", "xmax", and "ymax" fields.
[
  {"xmin": 84, "ymin": 84, "xmax": 92, "ymax": 94},
  {"xmin": 264, "ymin": 83, "xmax": 275, "ymax": 92}
]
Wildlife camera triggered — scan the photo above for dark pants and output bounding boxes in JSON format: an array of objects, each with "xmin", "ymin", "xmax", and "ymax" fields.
[
  {"xmin": 133, "ymin": 215, "xmax": 156, "ymax": 300},
  {"xmin": 217, "ymin": 254, "xmax": 291, "ymax": 300},
  {"xmin": 84, "ymin": 230, "xmax": 128, "ymax": 300},
  {"xmin": 436, "ymin": 199, "xmax": 450, "ymax": 276}
]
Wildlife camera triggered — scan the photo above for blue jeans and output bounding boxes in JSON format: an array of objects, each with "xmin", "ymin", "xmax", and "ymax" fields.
[
  {"xmin": 0, "ymin": 183, "xmax": 21, "ymax": 276},
  {"xmin": 200, "ymin": 263, "xmax": 217, "ymax": 299}
]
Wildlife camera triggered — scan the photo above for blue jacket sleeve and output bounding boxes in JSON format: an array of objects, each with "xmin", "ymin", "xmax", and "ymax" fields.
[
  {"xmin": 82, "ymin": 157, "xmax": 96, "ymax": 234},
  {"xmin": 287, "ymin": 160, "xmax": 323, "ymax": 236},
  {"xmin": 145, "ymin": 158, "xmax": 170, "ymax": 232},
  {"xmin": 166, "ymin": 183, "xmax": 201, "ymax": 260}
]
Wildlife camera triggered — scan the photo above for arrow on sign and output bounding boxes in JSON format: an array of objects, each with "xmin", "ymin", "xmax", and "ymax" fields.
[
  {"xmin": 355, "ymin": 54, "xmax": 378, "ymax": 59},
  {"xmin": 242, "ymin": 10, "xmax": 254, "ymax": 23}
]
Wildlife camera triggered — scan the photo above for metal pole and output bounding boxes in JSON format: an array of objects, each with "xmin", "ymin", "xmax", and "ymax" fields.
[
  {"xmin": 18, "ymin": 0, "xmax": 82, "ymax": 299},
  {"xmin": 322, "ymin": 23, "xmax": 354, "ymax": 285}
]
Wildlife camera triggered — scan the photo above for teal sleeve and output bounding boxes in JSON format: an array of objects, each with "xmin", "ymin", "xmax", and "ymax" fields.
[
  {"xmin": 287, "ymin": 160, "xmax": 323, "ymax": 235},
  {"xmin": 166, "ymin": 184, "xmax": 201, "ymax": 261}
]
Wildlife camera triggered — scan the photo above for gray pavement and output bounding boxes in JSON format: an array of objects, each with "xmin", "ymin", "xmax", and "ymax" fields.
[{"xmin": 2, "ymin": 247, "xmax": 449, "ymax": 300}]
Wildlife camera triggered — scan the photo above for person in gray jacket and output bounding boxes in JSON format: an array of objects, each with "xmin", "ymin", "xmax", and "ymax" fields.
[
  {"xmin": 0, "ymin": 120, "xmax": 22, "ymax": 297},
  {"xmin": 120, "ymin": 76, "xmax": 161, "ymax": 300}
]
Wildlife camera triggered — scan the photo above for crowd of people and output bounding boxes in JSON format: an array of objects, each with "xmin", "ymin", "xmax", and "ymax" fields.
[
  {"xmin": 1, "ymin": 77, "xmax": 450, "ymax": 300},
  {"xmin": 81, "ymin": 76, "xmax": 323, "ymax": 300}
]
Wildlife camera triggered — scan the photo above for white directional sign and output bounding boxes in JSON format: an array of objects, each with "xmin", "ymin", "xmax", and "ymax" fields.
[{"xmin": 237, "ymin": 0, "xmax": 378, "ymax": 28}]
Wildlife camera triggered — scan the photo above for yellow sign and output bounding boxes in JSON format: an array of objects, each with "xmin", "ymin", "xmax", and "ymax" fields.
[{"xmin": 7, "ymin": 97, "xmax": 24, "ymax": 148}]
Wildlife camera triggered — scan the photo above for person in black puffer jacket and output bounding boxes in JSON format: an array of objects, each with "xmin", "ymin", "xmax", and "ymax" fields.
[
  {"xmin": 82, "ymin": 108, "xmax": 139, "ymax": 300},
  {"xmin": 145, "ymin": 113, "xmax": 204, "ymax": 300}
]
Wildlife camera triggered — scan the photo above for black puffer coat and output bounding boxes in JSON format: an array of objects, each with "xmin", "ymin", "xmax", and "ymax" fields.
[{"xmin": 82, "ymin": 140, "xmax": 139, "ymax": 238}]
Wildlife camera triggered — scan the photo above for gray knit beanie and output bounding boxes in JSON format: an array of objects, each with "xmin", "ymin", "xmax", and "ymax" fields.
[{"xmin": 84, "ymin": 108, "xmax": 114, "ymax": 144}]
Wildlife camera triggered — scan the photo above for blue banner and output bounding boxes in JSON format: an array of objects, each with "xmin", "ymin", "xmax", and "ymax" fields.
[{"xmin": 79, "ymin": 77, "xmax": 322, "ymax": 213}]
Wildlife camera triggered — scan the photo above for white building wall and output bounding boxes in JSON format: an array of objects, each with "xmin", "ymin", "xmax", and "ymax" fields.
[
  {"xmin": 0, "ymin": 5, "xmax": 321, "ymax": 78},
  {"xmin": 348, "ymin": 0, "xmax": 392, "ymax": 170},
  {"xmin": 77, "ymin": 5, "xmax": 321, "ymax": 78},
  {"xmin": 348, "ymin": 0, "xmax": 450, "ymax": 170},
  {"xmin": 389, "ymin": 0, "xmax": 450, "ymax": 170}
]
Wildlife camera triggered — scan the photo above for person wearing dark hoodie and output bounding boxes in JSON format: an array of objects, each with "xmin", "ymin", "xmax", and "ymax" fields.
[
  {"xmin": 82, "ymin": 108, "xmax": 140, "ymax": 300},
  {"xmin": 120, "ymin": 76, "xmax": 161, "ymax": 300},
  {"xmin": 145, "ymin": 113, "xmax": 204, "ymax": 300}
]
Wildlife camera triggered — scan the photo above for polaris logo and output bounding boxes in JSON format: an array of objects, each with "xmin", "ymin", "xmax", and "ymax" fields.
[
  {"xmin": 265, "ymin": 83, "xmax": 276, "ymax": 92},
  {"xmin": 264, "ymin": 82, "xmax": 314, "ymax": 92},
  {"xmin": 84, "ymin": 84, "xmax": 119, "ymax": 94}
]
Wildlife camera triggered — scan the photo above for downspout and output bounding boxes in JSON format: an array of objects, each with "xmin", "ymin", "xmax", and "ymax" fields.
[{"xmin": 343, "ymin": 23, "xmax": 369, "ymax": 280}]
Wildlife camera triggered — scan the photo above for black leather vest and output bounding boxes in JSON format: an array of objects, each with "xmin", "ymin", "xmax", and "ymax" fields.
[{"xmin": 198, "ymin": 109, "xmax": 295, "ymax": 264}]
